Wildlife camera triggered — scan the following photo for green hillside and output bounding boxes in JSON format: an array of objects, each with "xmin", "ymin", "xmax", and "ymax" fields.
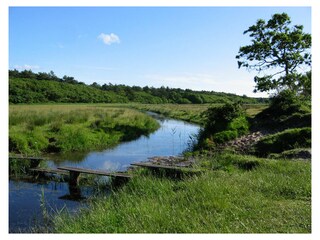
[{"xmin": 9, "ymin": 70, "xmax": 267, "ymax": 104}]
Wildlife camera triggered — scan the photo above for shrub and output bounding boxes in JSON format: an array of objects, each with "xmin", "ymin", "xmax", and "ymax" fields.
[
  {"xmin": 252, "ymin": 90, "xmax": 311, "ymax": 131},
  {"xmin": 229, "ymin": 115, "xmax": 249, "ymax": 135},
  {"xmin": 213, "ymin": 130, "xmax": 238, "ymax": 144},
  {"xmin": 203, "ymin": 102, "xmax": 244, "ymax": 134},
  {"xmin": 253, "ymin": 127, "xmax": 311, "ymax": 157},
  {"xmin": 198, "ymin": 103, "xmax": 249, "ymax": 147}
]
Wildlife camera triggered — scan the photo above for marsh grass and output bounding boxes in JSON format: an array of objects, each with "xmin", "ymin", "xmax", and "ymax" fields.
[
  {"xmin": 130, "ymin": 103, "xmax": 266, "ymax": 125},
  {"xmin": 9, "ymin": 104, "xmax": 159, "ymax": 155},
  {"xmin": 53, "ymin": 153, "xmax": 310, "ymax": 233},
  {"xmin": 130, "ymin": 103, "xmax": 212, "ymax": 125}
]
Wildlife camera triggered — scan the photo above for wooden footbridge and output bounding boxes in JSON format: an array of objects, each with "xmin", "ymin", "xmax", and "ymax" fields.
[
  {"xmin": 10, "ymin": 155, "xmax": 202, "ymax": 188},
  {"xmin": 57, "ymin": 166, "xmax": 132, "ymax": 186}
]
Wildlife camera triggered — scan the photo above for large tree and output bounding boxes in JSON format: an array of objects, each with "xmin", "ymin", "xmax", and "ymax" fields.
[{"xmin": 236, "ymin": 13, "xmax": 311, "ymax": 95}]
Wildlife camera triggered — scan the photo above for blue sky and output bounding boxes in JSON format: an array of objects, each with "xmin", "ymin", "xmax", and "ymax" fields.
[{"xmin": 9, "ymin": 7, "xmax": 311, "ymax": 97}]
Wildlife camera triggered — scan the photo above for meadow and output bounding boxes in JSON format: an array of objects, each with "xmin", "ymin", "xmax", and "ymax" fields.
[
  {"xmin": 9, "ymin": 104, "xmax": 160, "ymax": 155},
  {"xmin": 129, "ymin": 103, "xmax": 268, "ymax": 125},
  {"xmin": 53, "ymin": 153, "xmax": 311, "ymax": 233},
  {"xmin": 9, "ymin": 103, "xmax": 310, "ymax": 233}
]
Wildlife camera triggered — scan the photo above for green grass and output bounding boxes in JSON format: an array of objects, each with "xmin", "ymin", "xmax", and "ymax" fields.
[
  {"xmin": 53, "ymin": 153, "xmax": 310, "ymax": 233},
  {"xmin": 9, "ymin": 104, "xmax": 160, "ymax": 155},
  {"xmin": 130, "ymin": 103, "xmax": 266, "ymax": 125},
  {"xmin": 253, "ymin": 127, "xmax": 311, "ymax": 157},
  {"xmin": 243, "ymin": 104, "xmax": 268, "ymax": 117},
  {"xmin": 129, "ymin": 103, "xmax": 210, "ymax": 125}
]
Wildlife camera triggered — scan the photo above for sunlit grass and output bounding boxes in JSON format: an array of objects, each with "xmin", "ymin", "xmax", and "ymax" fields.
[
  {"xmin": 8, "ymin": 103, "xmax": 267, "ymax": 155},
  {"xmin": 9, "ymin": 104, "xmax": 160, "ymax": 155},
  {"xmin": 129, "ymin": 103, "xmax": 267, "ymax": 125},
  {"xmin": 53, "ymin": 153, "xmax": 310, "ymax": 233}
]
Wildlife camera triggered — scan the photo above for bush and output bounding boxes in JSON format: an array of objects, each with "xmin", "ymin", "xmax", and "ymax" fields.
[
  {"xmin": 229, "ymin": 115, "xmax": 249, "ymax": 135},
  {"xmin": 252, "ymin": 90, "xmax": 311, "ymax": 131},
  {"xmin": 213, "ymin": 130, "xmax": 238, "ymax": 144},
  {"xmin": 253, "ymin": 127, "xmax": 311, "ymax": 157},
  {"xmin": 198, "ymin": 103, "xmax": 249, "ymax": 147},
  {"xmin": 203, "ymin": 102, "xmax": 245, "ymax": 134}
]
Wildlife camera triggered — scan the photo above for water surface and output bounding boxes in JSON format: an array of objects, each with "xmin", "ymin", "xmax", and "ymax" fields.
[{"xmin": 9, "ymin": 113, "xmax": 200, "ymax": 232}]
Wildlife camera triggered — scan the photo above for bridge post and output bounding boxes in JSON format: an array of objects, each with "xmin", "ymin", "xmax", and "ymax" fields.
[
  {"xmin": 67, "ymin": 171, "xmax": 82, "ymax": 197},
  {"xmin": 69, "ymin": 171, "xmax": 80, "ymax": 187},
  {"xmin": 29, "ymin": 159, "xmax": 41, "ymax": 168}
]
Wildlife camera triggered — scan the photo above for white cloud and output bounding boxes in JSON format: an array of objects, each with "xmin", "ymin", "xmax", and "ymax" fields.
[
  {"xmin": 13, "ymin": 64, "xmax": 40, "ymax": 70},
  {"xmin": 98, "ymin": 33, "xmax": 120, "ymax": 45}
]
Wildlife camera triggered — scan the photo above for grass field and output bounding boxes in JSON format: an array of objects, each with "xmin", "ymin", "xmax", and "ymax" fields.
[
  {"xmin": 8, "ymin": 103, "xmax": 267, "ymax": 155},
  {"xmin": 53, "ymin": 153, "xmax": 311, "ymax": 233},
  {"xmin": 9, "ymin": 104, "xmax": 160, "ymax": 155},
  {"xmin": 130, "ymin": 103, "xmax": 267, "ymax": 125},
  {"xmin": 8, "ymin": 103, "xmax": 310, "ymax": 233}
]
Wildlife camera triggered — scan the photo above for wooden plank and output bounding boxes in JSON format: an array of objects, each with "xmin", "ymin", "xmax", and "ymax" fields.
[
  {"xmin": 57, "ymin": 166, "xmax": 132, "ymax": 178},
  {"xmin": 29, "ymin": 168, "xmax": 69, "ymax": 175},
  {"xmin": 131, "ymin": 162, "xmax": 201, "ymax": 173}
]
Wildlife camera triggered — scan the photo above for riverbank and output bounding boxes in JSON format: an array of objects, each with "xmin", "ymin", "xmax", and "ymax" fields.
[
  {"xmin": 9, "ymin": 104, "xmax": 160, "ymax": 155},
  {"xmin": 9, "ymin": 103, "xmax": 311, "ymax": 233},
  {"xmin": 53, "ymin": 152, "xmax": 311, "ymax": 233},
  {"xmin": 9, "ymin": 107, "xmax": 201, "ymax": 232},
  {"xmin": 129, "ymin": 103, "xmax": 268, "ymax": 125}
]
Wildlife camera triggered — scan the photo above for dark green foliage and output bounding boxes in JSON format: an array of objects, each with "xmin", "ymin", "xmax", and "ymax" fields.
[
  {"xmin": 212, "ymin": 130, "xmax": 238, "ymax": 144},
  {"xmin": 253, "ymin": 127, "xmax": 311, "ymax": 157},
  {"xmin": 198, "ymin": 103, "xmax": 249, "ymax": 146},
  {"xmin": 203, "ymin": 102, "xmax": 244, "ymax": 133},
  {"xmin": 269, "ymin": 148, "xmax": 311, "ymax": 160},
  {"xmin": 9, "ymin": 78, "xmax": 127, "ymax": 104},
  {"xmin": 252, "ymin": 90, "xmax": 311, "ymax": 131},
  {"xmin": 9, "ymin": 69, "xmax": 266, "ymax": 104}
]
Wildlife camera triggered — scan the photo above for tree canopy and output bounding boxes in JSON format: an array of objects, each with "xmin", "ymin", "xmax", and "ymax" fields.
[
  {"xmin": 236, "ymin": 13, "xmax": 311, "ymax": 96},
  {"xmin": 9, "ymin": 69, "xmax": 267, "ymax": 104}
]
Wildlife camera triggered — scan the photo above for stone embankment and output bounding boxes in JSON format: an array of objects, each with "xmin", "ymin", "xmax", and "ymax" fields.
[{"xmin": 220, "ymin": 131, "xmax": 265, "ymax": 152}]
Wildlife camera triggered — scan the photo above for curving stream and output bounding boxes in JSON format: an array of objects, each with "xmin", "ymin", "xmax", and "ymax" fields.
[{"xmin": 9, "ymin": 113, "xmax": 200, "ymax": 232}]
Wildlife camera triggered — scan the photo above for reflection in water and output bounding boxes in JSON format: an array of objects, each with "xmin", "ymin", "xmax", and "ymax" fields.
[
  {"xmin": 9, "ymin": 113, "xmax": 200, "ymax": 232},
  {"xmin": 47, "ymin": 117, "xmax": 200, "ymax": 171},
  {"xmin": 9, "ymin": 180, "xmax": 94, "ymax": 233}
]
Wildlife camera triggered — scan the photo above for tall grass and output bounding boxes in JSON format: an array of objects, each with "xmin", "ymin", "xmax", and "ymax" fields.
[
  {"xmin": 130, "ymin": 103, "xmax": 267, "ymax": 125},
  {"xmin": 9, "ymin": 104, "xmax": 160, "ymax": 155},
  {"xmin": 53, "ymin": 153, "xmax": 310, "ymax": 233}
]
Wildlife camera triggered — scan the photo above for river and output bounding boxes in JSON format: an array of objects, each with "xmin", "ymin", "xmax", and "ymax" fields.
[{"xmin": 9, "ymin": 113, "xmax": 200, "ymax": 232}]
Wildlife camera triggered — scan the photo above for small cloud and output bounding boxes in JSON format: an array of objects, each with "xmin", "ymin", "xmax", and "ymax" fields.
[
  {"xmin": 98, "ymin": 33, "xmax": 120, "ymax": 45},
  {"xmin": 13, "ymin": 64, "xmax": 40, "ymax": 70}
]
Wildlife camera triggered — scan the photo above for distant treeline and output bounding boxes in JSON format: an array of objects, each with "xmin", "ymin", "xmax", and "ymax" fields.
[{"xmin": 9, "ymin": 69, "xmax": 268, "ymax": 104}]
